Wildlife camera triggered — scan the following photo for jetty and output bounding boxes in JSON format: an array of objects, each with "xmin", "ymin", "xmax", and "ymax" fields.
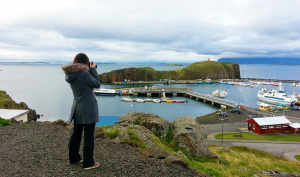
[{"xmin": 115, "ymin": 87, "xmax": 239, "ymax": 108}]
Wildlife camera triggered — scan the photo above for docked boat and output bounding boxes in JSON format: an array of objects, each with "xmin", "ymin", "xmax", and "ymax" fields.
[
  {"xmin": 144, "ymin": 99, "xmax": 153, "ymax": 102},
  {"xmin": 153, "ymin": 99, "xmax": 161, "ymax": 103},
  {"xmin": 257, "ymin": 88, "xmax": 298, "ymax": 105},
  {"xmin": 293, "ymin": 92, "xmax": 300, "ymax": 99},
  {"xmin": 277, "ymin": 82, "xmax": 286, "ymax": 93},
  {"xmin": 123, "ymin": 98, "xmax": 134, "ymax": 102},
  {"xmin": 211, "ymin": 90, "xmax": 220, "ymax": 97},
  {"xmin": 292, "ymin": 83, "xmax": 297, "ymax": 87},
  {"xmin": 136, "ymin": 99, "xmax": 145, "ymax": 103},
  {"xmin": 176, "ymin": 100, "xmax": 185, "ymax": 103},
  {"xmin": 196, "ymin": 78, "xmax": 213, "ymax": 84},
  {"xmin": 94, "ymin": 88, "xmax": 117, "ymax": 95},
  {"xmin": 219, "ymin": 90, "xmax": 227, "ymax": 98},
  {"xmin": 167, "ymin": 100, "xmax": 174, "ymax": 103}
]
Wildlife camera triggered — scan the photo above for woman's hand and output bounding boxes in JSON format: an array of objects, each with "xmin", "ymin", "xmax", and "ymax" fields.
[{"xmin": 90, "ymin": 62, "xmax": 96, "ymax": 68}]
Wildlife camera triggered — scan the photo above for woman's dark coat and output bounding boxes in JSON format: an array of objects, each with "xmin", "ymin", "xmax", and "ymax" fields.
[{"xmin": 62, "ymin": 63, "xmax": 100, "ymax": 124}]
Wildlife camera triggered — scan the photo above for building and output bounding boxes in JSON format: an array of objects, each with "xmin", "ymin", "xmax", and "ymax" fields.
[
  {"xmin": 247, "ymin": 116, "xmax": 292, "ymax": 134},
  {"xmin": 0, "ymin": 109, "xmax": 29, "ymax": 123},
  {"xmin": 289, "ymin": 123, "xmax": 300, "ymax": 134}
]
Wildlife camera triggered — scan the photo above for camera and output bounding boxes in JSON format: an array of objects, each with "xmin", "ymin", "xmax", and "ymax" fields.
[{"xmin": 89, "ymin": 61, "xmax": 97, "ymax": 68}]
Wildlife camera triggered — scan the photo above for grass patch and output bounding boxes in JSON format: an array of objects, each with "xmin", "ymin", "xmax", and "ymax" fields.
[
  {"xmin": 135, "ymin": 119, "xmax": 141, "ymax": 125},
  {"xmin": 295, "ymin": 155, "xmax": 300, "ymax": 161},
  {"xmin": 0, "ymin": 117, "xmax": 10, "ymax": 126},
  {"xmin": 184, "ymin": 145, "xmax": 300, "ymax": 177},
  {"xmin": 215, "ymin": 132, "xmax": 300, "ymax": 142},
  {"xmin": 103, "ymin": 128, "xmax": 119, "ymax": 139},
  {"xmin": 98, "ymin": 125, "xmax": 111, "ymax": 129},
  {"xmin": 125, "ymin": 127, "xmax": 147, "ymax": 149}
]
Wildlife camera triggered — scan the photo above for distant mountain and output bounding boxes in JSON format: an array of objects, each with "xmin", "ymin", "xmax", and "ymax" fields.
[{"xmin": 218, "ymin": 58, "xmax": 300, "ymax": 65}]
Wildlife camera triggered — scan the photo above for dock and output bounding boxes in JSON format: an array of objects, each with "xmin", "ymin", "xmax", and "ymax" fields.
[{"xmin": 115, "ymin": 87, "xmax": 240, "ymax": 108}]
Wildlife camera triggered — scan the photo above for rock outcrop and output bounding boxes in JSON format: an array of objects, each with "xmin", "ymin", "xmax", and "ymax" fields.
[
  {"xmin": 99, "ymin": 61, "xmax": 240, "ymax": 83},
  {"xmin": 173, "ymin": 116, "xmax": 212, "ymax": 157},
  {"xmin": 116, "ymin": 112, "xmax": 170, "ymax": 138},
  {"xmin": 0, "ymin": 90, "xmax": 40, "ymax": 121}
]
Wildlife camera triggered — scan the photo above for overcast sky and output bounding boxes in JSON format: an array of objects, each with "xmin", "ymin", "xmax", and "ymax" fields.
[{"xmin": 0, "ymin": 0, "xmax": 300, "ymax": 63}]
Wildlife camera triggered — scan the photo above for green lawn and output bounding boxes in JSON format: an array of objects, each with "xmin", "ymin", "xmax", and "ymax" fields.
[
  {"xmin": 215, "ymin": 132, "xmax": 300, "ymax": 142},
  {"xmin": 295, "ymin": 155, "xmax": 300, "ymax": 161}
]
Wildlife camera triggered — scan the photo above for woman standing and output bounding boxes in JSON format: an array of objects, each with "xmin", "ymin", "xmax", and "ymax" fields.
[{"xmin": 62, "ymin": 53, "xmax": 100, "ymax": 170}]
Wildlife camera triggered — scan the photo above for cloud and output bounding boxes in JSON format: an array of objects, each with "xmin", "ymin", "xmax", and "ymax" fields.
[{"xmin": 0, "ymin": 0, "xmax": 300, "ymax": 62}]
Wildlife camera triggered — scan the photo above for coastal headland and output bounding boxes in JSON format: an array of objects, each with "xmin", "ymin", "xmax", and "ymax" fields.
[
  {"xmin": 0, "ymin": 90, "xmax": 40, "ymax": 121},
  {"xmin": 99, "ymin": 61, "xmax": 241, "ymax": 83}
]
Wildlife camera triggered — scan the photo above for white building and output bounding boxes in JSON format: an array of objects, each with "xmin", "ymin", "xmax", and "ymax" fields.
[{"xmin": 0, "ymin": 109, "xmax": 29, "ymax": 123}]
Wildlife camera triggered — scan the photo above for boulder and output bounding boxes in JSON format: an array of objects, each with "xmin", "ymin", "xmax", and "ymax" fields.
[
  {"xmin": 111, "ymin": 124, "xmax": 157, "ymax": 148},
  {"xmin": 53, "ymin": 119, "xmax": 69, "ymax": 127},
  {"xmin": 95, "ymin": 127, "xmax": 105, "ymax": 138},
  {"xmin": 116, "ymin": 112, "xmax": 170, "ymax": 138},
  {"xmin": 139, "ymin": 146, "xmax": 171, "ymax": 159},
  {"xmin": 162, "ymin": 155, "xmax": 188, "ymax": 168},
  {"xmin": 173, "ymin": 116, "xmax": 212, "ymax": 157}
]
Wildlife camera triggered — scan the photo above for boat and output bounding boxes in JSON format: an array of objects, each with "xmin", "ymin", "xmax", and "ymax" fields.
[
  {"xmin": 292, "ymin": 83, "xmax": 297, "ymax": 87},
  {"xmin": 144, "ymin": 99, "xmax": 153, "ymax": 102},
  {"xmin": 257, "ymin": 88, "xmax": 298, "ymax": 105},
  {"xmin": 226, "ymin": 81, "xmax": 234, "ymax": 85},
  {"xmin": 196, "ymin": 78, "xmax": 213, "ymax": 84},
  {"xmin": 136, "ymin": 99, "xmax": 145, "ymax": 103},
  {"xmin": 167, "ymin": 100, "xmax": 174, "ymax": 103},
  {"xmin": 211, "ymin": 90, "xmax": 220, "ymax": 97},
  {"xmin": 277, "ymin": 82, "xmax": 286, "ymax": 93},
  {"xmin": 219, "ymin": 80, "xmax": 226, "ymax": 84},
  {"xmin": 205, "ymin": 93, "xmax": 212, "ymax": 97},
  {"xmin": 153, "ymin": 99, "xmax": 161, "ymax": 103},
  {"xmin": 176, "ymin": 100, "xmax": 185, "ymax": 103},
  {"xmin": 272, "ymin": 83, "xmax": 279, "ymax": 86},
  {"xmin": 218, "ymin": 90, "xmax": 227, "ymax": 98},
  {"xmin": 293, "ymin": 92, "xmax": 300, "ymax": 99},
  {"xmin": 94, "ymin": 88, "xmax": 117, "ymax": 95},
  {"xmin": 123, "ymin": 98, "xmax": 134, "ymax": 102}
]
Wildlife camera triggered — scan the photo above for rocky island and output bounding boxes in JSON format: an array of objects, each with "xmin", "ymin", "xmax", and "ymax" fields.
[{"xmin": 99, "ymin": 61, "xmax": 240, "ymax": 83}]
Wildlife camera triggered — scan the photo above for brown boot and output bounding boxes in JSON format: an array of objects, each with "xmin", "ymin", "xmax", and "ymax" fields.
[{"xmin": 84, "ymin": 163, "xmax": 100, "ymax": 170}]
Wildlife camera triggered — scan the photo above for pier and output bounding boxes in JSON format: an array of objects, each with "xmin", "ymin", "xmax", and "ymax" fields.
[{"xmin": 115, "ymin": 87, "xmax": 240, "ymax": 108}]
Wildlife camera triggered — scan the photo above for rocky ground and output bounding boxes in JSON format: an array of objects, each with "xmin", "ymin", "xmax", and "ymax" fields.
[{"xmin": 0, "ymin": 123, "xmax": 201, "ymax": 177}]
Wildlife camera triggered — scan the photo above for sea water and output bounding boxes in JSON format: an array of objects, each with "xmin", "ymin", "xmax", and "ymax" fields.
[{"xmin": 0, "ymin": 63, "xmax": 300, "ymax": 124}]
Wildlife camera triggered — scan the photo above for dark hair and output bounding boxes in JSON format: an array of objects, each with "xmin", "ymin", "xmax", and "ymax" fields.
[{"xmin": 73, "ymin": 53, "xmax": 89, "ymax": 65}]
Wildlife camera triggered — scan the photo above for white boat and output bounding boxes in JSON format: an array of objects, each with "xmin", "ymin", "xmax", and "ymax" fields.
[
  {"xmin": 293, "ymin": 92, "xmax": 300, "ymax": 99},
  {"xmin": 211, "ymin": 90, "xmax": 220, "ymax": 97},
  {"xmin": 277, "ymin": 82, "xmax": 286, "ymax": 93},
  {"xmin": 257, "ymin": 88, "xmax": 297, "ymax": 105},
  {"xmin": 153, "ymin": 99, "xmax": 161, "ymax": 103},
  {"xmin": 218, "ymin": 90, "xmax": 227, "ymax": 98},
  {"xmin": 94, "ymin": 88, "xmax": 116, "ymax": 95},
  {"xmin": 292, "ymin": 83, "xmax": 296, "ymax": 87},
  {"xmin": 136, "ymin": 99, "xmax": 145, "ymax": 103},
  {"xmin": 123, "ymin": 98, "xmax": 134, "ymax": 102},
  {"xmin": 144, "ymin": 99, "xmax": 153, "ymax": 102}
]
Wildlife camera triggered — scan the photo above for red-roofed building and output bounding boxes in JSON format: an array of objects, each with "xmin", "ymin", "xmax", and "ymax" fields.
[{"xmin": 246, "ymin": 116, "xmax": 298, "ymax": 134}]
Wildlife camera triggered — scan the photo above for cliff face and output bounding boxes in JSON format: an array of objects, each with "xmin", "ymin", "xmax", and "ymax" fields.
[
  {"xmin": 0, "ymin": 90, "xmax": 40, "ymax": 121},
  {"xmin": 99, "ymin": 61, "xmax": 240, "ymax": 83}
]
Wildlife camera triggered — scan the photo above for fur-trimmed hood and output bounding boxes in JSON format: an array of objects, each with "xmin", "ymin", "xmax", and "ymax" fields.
[
  {"xmin": 62, "ymin": 63, "xmax": 90, "ymax": 83},
  {"xmin": 62, "ymin": 63, "xmax": 90, "ymax": 74}
]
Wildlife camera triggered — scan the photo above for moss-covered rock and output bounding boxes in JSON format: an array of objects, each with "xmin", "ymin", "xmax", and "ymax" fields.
[
  {"xmin": 99, "ymin": 61, "xmax": 240, "ymax": 83},
  {"xmin": 0, "ymin": 90, "xmax": 40, "ymax": 121}
]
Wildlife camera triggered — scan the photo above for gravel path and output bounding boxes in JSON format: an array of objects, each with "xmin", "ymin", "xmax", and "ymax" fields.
[{"xmin": 0, "ymin": 123, "xmax": 199, "ymax": 177}]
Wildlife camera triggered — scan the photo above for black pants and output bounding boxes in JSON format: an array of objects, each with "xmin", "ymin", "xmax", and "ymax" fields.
[{"xmin": 69, "ymin": 119, "xmax": 95, "ymax": 168}]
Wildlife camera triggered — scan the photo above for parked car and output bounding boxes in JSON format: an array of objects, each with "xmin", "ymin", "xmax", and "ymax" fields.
[
  {"xmin": 291, "ymin": 106, "xmax": 300, "ymax": 111},
  {"xmin": 229, "ymin": 109, "xmax": 241, "ymax": 114},
  {"xmin": 217, "ymin": 112, "xmax": 228, "ymax": 117}
]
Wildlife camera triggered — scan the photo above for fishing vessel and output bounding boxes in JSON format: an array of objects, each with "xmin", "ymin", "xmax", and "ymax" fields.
[
  {"xmin": 94, "ymin": 88, "xmax": 117, "ymax": 95},
  {"xmin": 196, "ymin": 78, "xmax": 213, "ymax": 84},
  {"xmin": 257, "ymin": 88, "xmax": 297, "ymax": 105}
]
